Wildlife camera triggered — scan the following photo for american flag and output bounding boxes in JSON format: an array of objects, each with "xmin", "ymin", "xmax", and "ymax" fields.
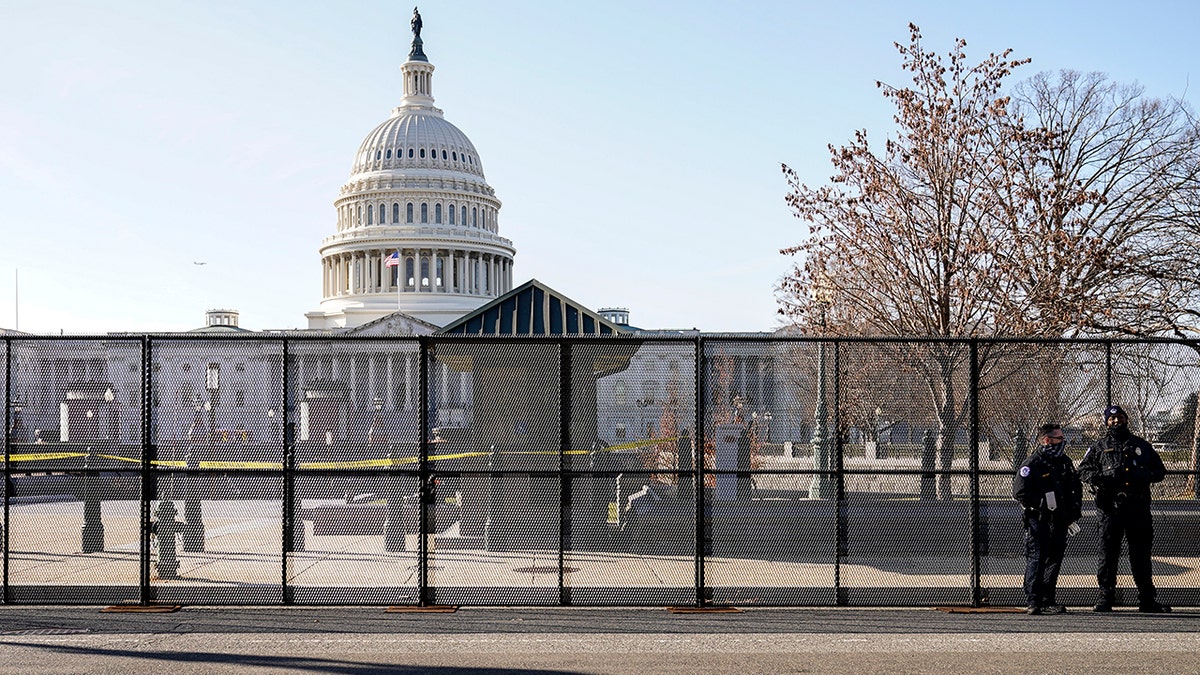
[{"xmin": 384, "ymin": 251, "xmax": 400, "ymax": 267}]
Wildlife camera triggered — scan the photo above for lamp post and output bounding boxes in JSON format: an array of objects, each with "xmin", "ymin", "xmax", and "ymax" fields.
[
  {"xmin": 7, "ymin": 395, "xmax": 23, "ymax": 442},
  {"xmin": 810, "ymin": 279, "xmax": 834, "ymax": 499},
  {"xmin": 104, "ymin": 387, "xmax": 119, "ymax": 443},
  {"xmin": 369, "ymin": 397, "xmax": 383, "ymax": 444}
]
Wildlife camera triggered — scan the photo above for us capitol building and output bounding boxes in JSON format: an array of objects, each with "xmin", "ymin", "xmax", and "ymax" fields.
[
  {"xmin": 305, "ymin": 10, "xmax": 515, "ymax": 331},
  {"xmin": 4, "ymin": 10, "xmax": 779, "ymax": 451}
]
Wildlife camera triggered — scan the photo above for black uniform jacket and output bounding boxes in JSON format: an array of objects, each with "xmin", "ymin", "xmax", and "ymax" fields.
[
  {"xmin": 1013, "ymin": 447, "xmax": 1083, "ymax": 523},
  {"xmin": 1078, "ymin": 431, "xmax": 1165, "ymax": 506}
]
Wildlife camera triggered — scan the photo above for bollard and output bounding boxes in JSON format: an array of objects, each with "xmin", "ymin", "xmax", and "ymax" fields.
[
  {"xmin": 484, "ymin": 445, "xmax": 499, "ymax": 551},
  {"xmin": 383, "ymin": 451, "xmax": 406, "ymax": 552},
  {"xmin": 1011, "ymin": 430, "xmax": 1029, "ymax": 469},
  {"xmin": 181, "ymin": 453, "xmax": 205, "ymax": 552},
  {"xmin": 153, "ymin": 500, "xmax": 181, "ymax": 579},
  {"xmin": 919, "ymin": 429, "xmax": 937, "ymax": 500},
  {"xmin": 677, "ymin": 430, "xmax": 694, "ymax": 503},
  {"xmin": 80, "ymin": 454, "xmax": 105, "ymax": 553}
]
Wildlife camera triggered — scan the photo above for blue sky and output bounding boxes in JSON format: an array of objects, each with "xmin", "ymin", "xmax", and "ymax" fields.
[{"xmin": 1, "ymin": 0, "xmax": 1196, "ymax": 334}]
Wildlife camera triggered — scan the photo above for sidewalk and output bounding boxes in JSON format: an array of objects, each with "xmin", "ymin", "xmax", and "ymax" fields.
[{"xmin": 3, "ymin": 605, "xmax": 1200, "ymax": 674}]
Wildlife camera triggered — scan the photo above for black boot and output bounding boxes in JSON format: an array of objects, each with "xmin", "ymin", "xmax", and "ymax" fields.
[
  {"xmin": 1093, "ymin": 589, "xmax": 1115, "ymax": 612},
  {"xmin": 1139, "ymin": 600, "xmax": 1171, "ymax": 613}
]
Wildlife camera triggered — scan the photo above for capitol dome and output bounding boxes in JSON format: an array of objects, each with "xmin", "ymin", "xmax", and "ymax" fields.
[
  {"xmin": 307, "ymin": 11, "xmax": 516, "ymax": 330},
  {"xmin": 352, "ymin": 114, "xmax": 485, "ymax": 179}
]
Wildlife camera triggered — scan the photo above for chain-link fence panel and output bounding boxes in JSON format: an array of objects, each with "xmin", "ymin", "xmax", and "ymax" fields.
[
  {"xmin": 1110, "ymin": 341, "xmax": 1200, "ymax": 498},
  {"xmin": 150, "ymin": 340, "xmax": 283, "ymax": 471},
  {"xmin": 6, "ymin": 470, "xmax": 141, "ymax": 603},
  {"xmin": 429, "ymin": 341, "xmax": 560, "ymax": 474},
  {"xmin": 706, "ymin": 471, "xmax": 836, "ymax": 606},
  {"xmin": 584, "ymin": 340, "xmax": 698, "ymax": 470},
  {"xmin": 429, "ymin": 474, "xmax": 561, "ymax": 605},
  {"xmin": 149, "ymin": 474, "xmax": 282, "ymax": 604},
  {"xmin": 289, "ymin": 472, "xmax": 419, "ymax": 604},
  {"xmin": 978, "ymin": 341, "xmax": 1107, "ymax": 470},
  {"xmin": 285, "ymin": 339, "xmax": 413, "ymax": 467},
  {"xmin": 10, "ymin": 338, "xmax": 142, "ymax": 472},
  {"xmin": 842, "ymin": 474, "xmax": 973, "ymax": 606},
  {"xmin": 561, "ymin": 472, "xmax": 692, "ymax": 605}
]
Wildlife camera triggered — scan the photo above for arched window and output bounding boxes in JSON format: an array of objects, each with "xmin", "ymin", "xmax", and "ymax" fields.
[
  {"xmin": 420, "ymin": 203, "xmax": 428, "ymax": 223},
  {"xmin": 392, "ymin": 203, "xmax": 400, "ymax": 223},
  {"xmin": 436, "ymin": 258, "xmax": 443, "ymax": 286},
  {"xmin": 441, "ymin": 150, "xmax": 447, "ymax": 160},
  {"xmin": 405, "ymin": 258, "xmax": 415, "ymax": 287},
  {"xmin": 434, "ymin": 203, "xmax": 442, "ymax": 223},
  {"xmin": 461, "ymin": 206, "xmax": 467, "ymax": 225},
  {"xmin": 375, "ymin": 150, "xmax": 381, "ymax": 160},
  {"xmin": 408, "ymin": 148, "xmax": 414, "ymax": 158},
  {"xmin": 356, "ymin": 205, "xmax": 362, "ymax": 226},
  {"xmin": 367, "ymin": 206, "xmax": 373, "ymax": 225},
  {"xmin": 386, "ymin": 148, "xmax": 392, "ymax": 159},
  {"xmin": 406, "ymin": 203, "xmax": 414, "ymax": 223},
  {"xmin": 448, "ymin": 203, "xmax": 456, "ymax": 225},
  {"xmin": 419, "ymin": 148, "xmax": 426, "ymax": 159},
  {"xmin": 472, "ymin": 207, "xmax": 477, "ymax": 227},
  {"xmin": 421, "ymin": 258, "xmax": 429, "ymax": 286},
  {"xmin": 452, "ymin": 151, "xmax": 457, "ymax": 161},
  {"xmin": 377, "ymin": 204, "xmax": 385, "ymax": 224}
]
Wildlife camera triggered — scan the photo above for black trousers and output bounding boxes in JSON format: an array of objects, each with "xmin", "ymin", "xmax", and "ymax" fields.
[
  {"xmin": 1096, "ymin": 501, "xmax": 1156, "ymax": 601},
  {"xmin": 1023, "ymin": 515, "xmax": 1070, "ymax": 606}
]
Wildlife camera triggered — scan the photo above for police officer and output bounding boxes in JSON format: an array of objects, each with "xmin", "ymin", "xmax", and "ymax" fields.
[
  {"xmin": 1013, "ymin": 423, "xmax": 1082, "ymax": 614},
  {"xmin": 1078, "ymin": 405, "xmax": 1171, "ymax": 613}
]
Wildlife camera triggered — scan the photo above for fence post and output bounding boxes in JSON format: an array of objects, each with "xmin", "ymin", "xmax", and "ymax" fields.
[
  {"xmin": 558, "ymin": 340, "xmax": 571, "ymax": 605},
  {"xmin": 3, "ymin": 339, "xmax": 10, "ymax": 600},
  {"xmin": 694, "ymin": 336, "xmax": 706, "ymax": 608},
  {"xmin": 418, "ymin": 337, "xmax": 430, "ymax": 606},
  {"xmin": 969, "ymin": 339, "xmax": 982, "ymax": 607},
  {"xmin": 140, "ymin": 337, "xmax": 152, "ymax": 605}
]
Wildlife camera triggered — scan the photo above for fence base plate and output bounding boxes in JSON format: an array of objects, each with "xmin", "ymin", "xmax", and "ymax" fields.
[
  {"xmin": 667, "ymin": 606, "xmax": 743, "ymax": 614},
  {"xmin": 101, "ymin": 604, "xmax": 181, "ymax": 613},
  {"xmin": 386, "ymin": 605, "xmax": 458, "ymax": 613},
  {"xmin": 935, "ymin": 606, "xmax": 1024, "ymax": 613}
]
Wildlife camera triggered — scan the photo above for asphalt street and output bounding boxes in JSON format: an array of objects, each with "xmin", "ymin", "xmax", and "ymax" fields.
[{"xmin": 2, "ymin": 605, "xmax": 1200, "ymax": 674}]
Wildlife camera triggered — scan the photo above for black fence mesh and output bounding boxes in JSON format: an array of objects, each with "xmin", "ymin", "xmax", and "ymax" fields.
[{"xmin": 3, "ymin": 335, "xmax": 1200, "ymax": 606}]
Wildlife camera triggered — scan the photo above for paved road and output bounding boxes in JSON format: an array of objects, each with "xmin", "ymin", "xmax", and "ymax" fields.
[{"xmin": 2, "ymin": 606, "xmax": 1200, "ymax": 673}]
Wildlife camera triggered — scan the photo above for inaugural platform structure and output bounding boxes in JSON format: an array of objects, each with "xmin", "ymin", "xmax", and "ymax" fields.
[{"xmin": 307, "ymin": 9, "xmax": 516, "ymax": 330}]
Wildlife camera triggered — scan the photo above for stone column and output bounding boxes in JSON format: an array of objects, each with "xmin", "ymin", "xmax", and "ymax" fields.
[
  {"xmin": 405, "ymin": 354, "xmax": 415, "ymax": 411},
  {"xmin": 386, "ymin": 353, "xmax": 395, "ymax": 411}
]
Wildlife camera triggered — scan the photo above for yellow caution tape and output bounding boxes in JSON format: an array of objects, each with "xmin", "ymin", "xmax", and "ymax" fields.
[
  {"xmin": 98, "ymin": 453, "xmax": 142, "ymax": 464},
  {"xmin": 200, "ymin": 461, "xmax": 283, "ymax": 470},
  {"xmin": 7, "ymin": 452, "xmax": 88, "ymax": 462},
  {"xmin": 3, "ymin": 435, "xmax": 683, "ymax": 470}
]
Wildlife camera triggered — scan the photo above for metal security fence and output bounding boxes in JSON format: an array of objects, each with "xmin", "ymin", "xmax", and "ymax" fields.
[{"xmin": 3, "ymin": 335, "xmax": 1200, "ymax": 607}]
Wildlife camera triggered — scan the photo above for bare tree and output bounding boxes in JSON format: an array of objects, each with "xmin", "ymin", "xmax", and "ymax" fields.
[
  {"xmin": 995, "ymin": 71, "xmax": 1200, "ymax": 338},
  {"xmin": 780, "ymin": 25, "xmax": 1033, "ymax": 498},
  {"xmin": 780, "ymin": 26, "xmax": 1200, "ymax": 499},
  {"xmin": 999, "ymin": 72, "xmax": 1200, "ymax": 489}
]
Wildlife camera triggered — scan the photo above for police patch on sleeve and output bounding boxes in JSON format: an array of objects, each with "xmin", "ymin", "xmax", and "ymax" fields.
[{"xmin": 1019, "ymin": 466, "xmax": 1031, "ymax": 477}]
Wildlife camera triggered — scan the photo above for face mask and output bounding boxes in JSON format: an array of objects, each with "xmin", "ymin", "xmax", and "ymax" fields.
[
  {"xmin": 1043, "ymin": 441, "xmax": 1065, "ymax": 455},
  {"xmin": 1108, "ymin": 423, "xmax": 1130, "ymax": 439}
]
